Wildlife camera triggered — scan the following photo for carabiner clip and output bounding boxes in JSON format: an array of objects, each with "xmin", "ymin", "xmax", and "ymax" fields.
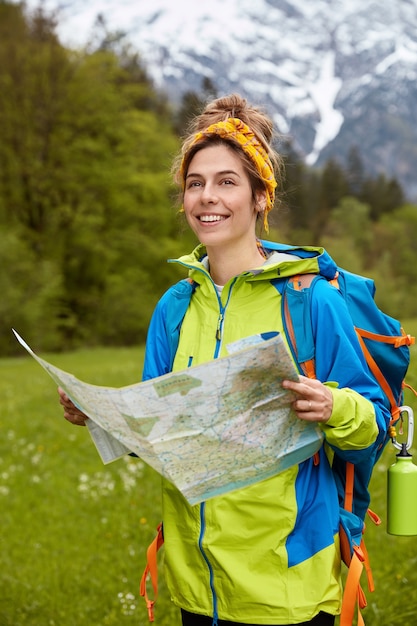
[{"xmin": 392, "ymin": 406, "xmax": 414, "ymax": 452}]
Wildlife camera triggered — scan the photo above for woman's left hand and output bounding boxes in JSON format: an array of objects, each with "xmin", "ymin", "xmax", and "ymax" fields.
[
  {"xmin": 58, "ymin": 387, "xmax": 88, "ymax": 426},
  {"xmin": 282, "ymin": 376, "xmax": 333, "ymax": 423}
]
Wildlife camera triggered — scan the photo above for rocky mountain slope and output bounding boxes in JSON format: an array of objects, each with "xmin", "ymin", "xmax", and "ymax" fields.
[{"xmin": 22, "ymin": 0, "xmax": 417, "ymax": 199}]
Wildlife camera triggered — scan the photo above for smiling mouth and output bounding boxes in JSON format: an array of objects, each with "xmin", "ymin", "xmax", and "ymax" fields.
[{"xmin": 198, "ymin": 215, "xmax": 227, "ymax": 222}]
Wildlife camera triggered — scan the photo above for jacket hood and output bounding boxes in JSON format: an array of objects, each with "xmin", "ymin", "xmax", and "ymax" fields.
[{"xmin": 170, "ymin": 240, "xmax": 339, "ymax": 283}]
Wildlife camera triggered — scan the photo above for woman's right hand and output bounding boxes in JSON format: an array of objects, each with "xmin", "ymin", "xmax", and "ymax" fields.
[{"xmin": 58, "ymin": 387, "xmax": 88, "ymax": 426}]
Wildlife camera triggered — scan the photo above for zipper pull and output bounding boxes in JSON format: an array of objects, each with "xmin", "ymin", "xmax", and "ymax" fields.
[{"xmin": 216, "ymin": 313, "xmax": 223, "ymax": 340}]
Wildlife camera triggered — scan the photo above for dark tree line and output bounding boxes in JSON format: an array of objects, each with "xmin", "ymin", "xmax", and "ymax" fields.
[{"xmin": 273, "ymin": 142, "xmax": 405, "ymax": 241}]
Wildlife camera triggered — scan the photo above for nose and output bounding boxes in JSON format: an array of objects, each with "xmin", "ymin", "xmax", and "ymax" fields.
[{"xmin": 200, "ymin": 182, "xmax": 218, "ymax": 204}]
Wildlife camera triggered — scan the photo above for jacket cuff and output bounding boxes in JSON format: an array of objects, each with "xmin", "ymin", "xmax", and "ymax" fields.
[{"xmin": 321, "ymin": 384, "xmax": 378, "ymax": 450}]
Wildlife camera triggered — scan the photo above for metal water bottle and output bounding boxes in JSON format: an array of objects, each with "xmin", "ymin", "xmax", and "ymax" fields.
[{"xmin": 387, "ymin": 406, "xmax": 417, "ymax": 536}]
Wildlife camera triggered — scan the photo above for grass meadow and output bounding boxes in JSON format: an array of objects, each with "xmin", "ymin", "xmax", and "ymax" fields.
[{"xmin": 1, "ymin": 323, "xmax": 417, "ymax": 626}]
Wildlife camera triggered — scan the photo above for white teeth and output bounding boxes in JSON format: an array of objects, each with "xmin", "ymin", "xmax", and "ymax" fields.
[{"xmin": 199, "ymin": 215, "xmax": 226, "ymax": 222}]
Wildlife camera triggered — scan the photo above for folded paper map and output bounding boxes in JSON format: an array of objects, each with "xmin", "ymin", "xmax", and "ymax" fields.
[{"xmin": 13, "ymin": 330, "xmax": 323, "ymax": 504}]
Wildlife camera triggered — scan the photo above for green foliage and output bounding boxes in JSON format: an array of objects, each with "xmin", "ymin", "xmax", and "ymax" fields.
[
  {"xmin": 279, "ymin": 141, "xmax": 408, "ymax": 245},
  {"xmin": 320, "ymin": 196, "xmax": 373, "ymax": 269},
  {"xmin": 0, "ymin": 226, "xmax": 64, "ymax": 354},
  {"xmin": 317, "ymin": 198, "xmax": 417, "ymax": 319},
  {"xmin": 0, "ymin": 2, "xmax": 186, "ymax": 353},
  {"xmin": 369, "ymin": 205, "xmax": 417, "ymax": 318}
]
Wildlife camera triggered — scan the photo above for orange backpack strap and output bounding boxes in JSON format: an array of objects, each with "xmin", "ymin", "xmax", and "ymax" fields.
[
  {"xmin": 360, "ymin": 535, "xmax": 375, "ymax": 593},
  {"xmin": 340, "ymin": 546, "xmax": 367, "ymax": 626},
  {"xmin": 403, "ymin": 381, "xmax": 417, "ymax": 398},
  {"xmin": 340, "ymin": 462, "xmax": 377, "ymax": 626},
  {"xmin": 354, "ymin": 326, "xmax": 414, "ymax": 425},
  {"xmin": 139, "ymin": 523, "xmax": 164, "ymax": 622},
  {"xmin": 355, "ymin": 330, "xmax": 403, "ymax": 424},
  {"xmin": 340, "ymin": 535, "xmax": 377, "ymax": 626}
]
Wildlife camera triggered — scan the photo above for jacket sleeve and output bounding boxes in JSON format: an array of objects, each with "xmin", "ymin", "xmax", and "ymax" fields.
[
  {"xmin": 142, "ymin": 279, "xmax": 195, "ymax": 381},
  {"xmin": 141, "ymin": 292, "xmax": 172, "ymax": 381},
  {"xmin": 309, "ymin": 278, "xmax": 390, "ymax": 462}
]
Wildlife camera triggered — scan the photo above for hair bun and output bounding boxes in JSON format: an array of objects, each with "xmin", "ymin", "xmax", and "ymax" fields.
[{"xmin": 194, "ymin": 94, "xmax": 274, "ymax": 148}]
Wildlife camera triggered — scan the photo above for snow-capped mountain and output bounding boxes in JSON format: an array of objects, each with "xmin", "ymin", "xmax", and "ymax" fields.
[{"xmin": 21, "ymin": 0, "xmax": 417, "ymax": 199}]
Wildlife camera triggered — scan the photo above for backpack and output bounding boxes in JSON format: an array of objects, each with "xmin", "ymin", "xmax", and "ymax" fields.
[
  {"xmin": 140, "ymin": 251, "xmax": 415, "ymax": 624},
  {"xmin": 274, "ymin": 269, "xmax": 415, "ymax": 626}
]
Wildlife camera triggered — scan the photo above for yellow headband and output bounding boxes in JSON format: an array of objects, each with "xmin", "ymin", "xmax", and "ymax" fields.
[{"xmin": 180, "ymin": 118, "xmax": 277, "ymax": 231}]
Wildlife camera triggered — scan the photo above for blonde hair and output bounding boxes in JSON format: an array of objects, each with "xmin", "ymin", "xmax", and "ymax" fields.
[{"xmin": 172, "ymin": 94, "xmax": 284, "ymax": 212}]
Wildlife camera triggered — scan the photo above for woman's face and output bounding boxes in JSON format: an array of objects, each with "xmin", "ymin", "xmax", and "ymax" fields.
[{"xmin": 183, "ymin": 144, "xmax": 265, "ymax": 250}]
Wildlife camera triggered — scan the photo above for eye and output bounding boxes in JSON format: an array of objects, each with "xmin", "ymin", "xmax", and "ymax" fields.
[
  {"xmin": 186, "ymin": 179, "xmax": 202, "ymax": 189},
  {"xmin": 221, "ymin": 178, "xmax": 235, "ymax": 185}
]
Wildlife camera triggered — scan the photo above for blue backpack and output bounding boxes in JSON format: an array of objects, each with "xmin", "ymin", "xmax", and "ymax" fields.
[{"xmin": 273, "ymin": 267, "xmax": 415, "ymax": 625}]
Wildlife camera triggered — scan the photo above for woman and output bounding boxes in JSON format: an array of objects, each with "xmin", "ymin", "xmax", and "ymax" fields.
[{"xmin": 60, "ymin": 94, "xmax": 390, "ymax": 626}]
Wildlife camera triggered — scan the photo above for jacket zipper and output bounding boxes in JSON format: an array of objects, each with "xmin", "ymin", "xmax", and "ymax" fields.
[
  {"xmin": 213, "ymin": 277, "xmax": 236, "ymax": 357},
  {"xmin": 169, "ymin": 258, "xmax": 234, "ymax": 622},
  {"xmin": 199, "ymin": 277, "xmax": 236, "ymax": 624},
  {"xmin": 198, "ymin": 502, "xmax": 218, "ymax": 625}
]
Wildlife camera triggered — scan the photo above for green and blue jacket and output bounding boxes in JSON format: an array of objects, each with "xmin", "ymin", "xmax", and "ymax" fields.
[{"xmin": 142, "ymin": 241, "xmax": 388, "ymax": 625}]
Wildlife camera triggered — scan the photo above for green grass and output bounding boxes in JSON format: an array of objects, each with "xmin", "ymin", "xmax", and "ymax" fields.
[
  {"xmin": 0, "ymin": 347, "xmax": 180, "ymax": 626},
  {"xmin": 1, "ymin": 341, "xmax": 417, "ymax": 626}
]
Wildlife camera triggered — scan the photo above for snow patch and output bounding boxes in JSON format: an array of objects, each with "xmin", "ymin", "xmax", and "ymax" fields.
[{"xmin": 305, "ymin": 52, "xmax": 344, "ymax": 165}]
